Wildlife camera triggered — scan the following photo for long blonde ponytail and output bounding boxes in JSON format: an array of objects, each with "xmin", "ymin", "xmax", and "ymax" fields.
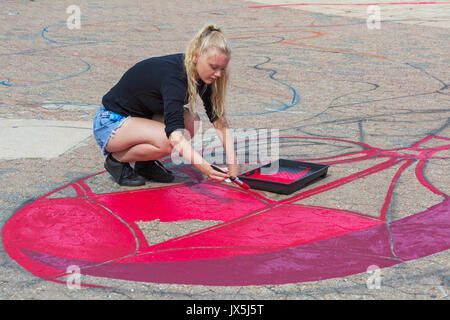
[{"xmin": 184, "ymin": 24, "xmax": 231, "ymax": 118}]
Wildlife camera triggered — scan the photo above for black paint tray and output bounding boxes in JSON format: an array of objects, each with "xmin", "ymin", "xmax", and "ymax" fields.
[{"xmin": 238, "ymin": 159, "xmax": 329, "ymax": 195}]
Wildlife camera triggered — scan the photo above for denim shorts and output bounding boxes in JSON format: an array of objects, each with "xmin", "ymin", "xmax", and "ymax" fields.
[{"xmin": 93, "ymin": 106, "xmax": 130, "ymax": 157}]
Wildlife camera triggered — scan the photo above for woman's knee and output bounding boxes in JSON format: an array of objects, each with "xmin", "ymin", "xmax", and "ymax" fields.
[{"xmin": 158, "ymin": 142, "xmax": 173, "ymax": 156}]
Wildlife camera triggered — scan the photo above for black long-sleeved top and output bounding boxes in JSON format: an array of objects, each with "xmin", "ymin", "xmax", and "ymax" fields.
[{"xmin": 102, "ymin": 53, "xmax": 218, "ymax": 138}]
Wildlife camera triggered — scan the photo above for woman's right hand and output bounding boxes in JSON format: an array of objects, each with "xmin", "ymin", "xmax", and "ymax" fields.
[
  {"xmin": 168, "ymin": 131, "xmax": 230, "ymax": 182},
  {"xmin": 204, "ymin": 164, "xmax": 230, "ymax": 182}
]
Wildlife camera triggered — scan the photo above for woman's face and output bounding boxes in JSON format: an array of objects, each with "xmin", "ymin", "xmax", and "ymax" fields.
[{"xmin": 194, "ymin": 47, "xmax": 230, "ymax": 84}]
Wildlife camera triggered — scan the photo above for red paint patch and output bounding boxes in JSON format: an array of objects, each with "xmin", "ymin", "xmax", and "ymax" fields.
[
  {"xmin": 2, "ymin": 198, "xmax": 137, "ymax": 279},
  {"xmin": 245, "ymin": 168, "xmax": 310, "ymax": 183},
  {"xmin": 119, "ymin": 205, "xmax": 382, "ymax": 263},
  {"xmin": 2, "ymin": 135, "xmax": 449, "ymax": 286}
]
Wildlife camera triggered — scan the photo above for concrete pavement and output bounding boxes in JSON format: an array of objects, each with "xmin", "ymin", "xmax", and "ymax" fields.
[{"xmin": 0, "ymin": 0, "xmax": 448, "ymax": 300}]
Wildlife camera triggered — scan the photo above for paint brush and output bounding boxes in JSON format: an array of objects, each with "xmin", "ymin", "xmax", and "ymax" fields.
[{"xmin": 211, "ymin": 165, "xmax": 251, "ymax": 190}]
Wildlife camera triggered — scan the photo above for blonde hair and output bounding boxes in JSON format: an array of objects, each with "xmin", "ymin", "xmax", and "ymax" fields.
[{"xmin": 184, "ymin": 24, "xmax": 231, "ymax": 118}]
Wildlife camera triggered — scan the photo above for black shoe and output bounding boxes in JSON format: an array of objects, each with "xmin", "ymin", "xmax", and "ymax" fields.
[
  {"xmin": 134, "ymin": 160, "xmax": 175, "ymax": 183},
  {"xmin": 104, "ymin": 154, "xmax": 146, "ymax": 186}
]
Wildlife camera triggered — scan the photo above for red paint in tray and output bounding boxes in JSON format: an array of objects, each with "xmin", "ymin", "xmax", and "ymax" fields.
[
  {"xmin": 239, "ymin": 159, "xmax": 329, "ymax": 194},
  {"xmin": 245, "ymin": 168, "xmax": 311, "ymax": 183}
]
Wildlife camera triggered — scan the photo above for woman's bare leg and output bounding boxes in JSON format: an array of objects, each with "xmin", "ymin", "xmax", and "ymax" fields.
[
  {"xmin": 106, "ymin": 108, "xmax": 200, "ymax": 163},
  {"xmin": 105, "ymin": 118, "xmax": 169, "ymax": 162}
]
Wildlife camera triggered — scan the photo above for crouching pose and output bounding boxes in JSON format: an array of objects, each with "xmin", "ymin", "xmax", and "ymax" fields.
[{"xmin": 93, "ymin": 24, "xmax": 239, "ymax": 186}]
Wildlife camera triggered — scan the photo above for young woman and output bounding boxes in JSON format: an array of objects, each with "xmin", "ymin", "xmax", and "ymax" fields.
[{"xmin": 93, "ymin": 24, "xmax": 239, "ymax": 186}]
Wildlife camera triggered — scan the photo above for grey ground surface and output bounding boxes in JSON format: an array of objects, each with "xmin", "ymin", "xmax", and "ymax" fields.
[{"xmin": 0, "ymin": 0, "xmax": 449, "ymax": 300}]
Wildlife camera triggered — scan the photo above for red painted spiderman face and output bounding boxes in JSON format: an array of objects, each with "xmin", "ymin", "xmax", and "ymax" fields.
[{"xmin": 2, "ymin": 136, "xmax": 449, "ymax": 287}]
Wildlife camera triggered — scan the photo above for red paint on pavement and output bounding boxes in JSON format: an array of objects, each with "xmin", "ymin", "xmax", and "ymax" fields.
[
  {"xmin": 245, "ymin": 168, "xmax": 311, "ymax": 183},
  {"xmin": 2, "ymin": 136, "xmax": 449, "ymax": 286}
]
